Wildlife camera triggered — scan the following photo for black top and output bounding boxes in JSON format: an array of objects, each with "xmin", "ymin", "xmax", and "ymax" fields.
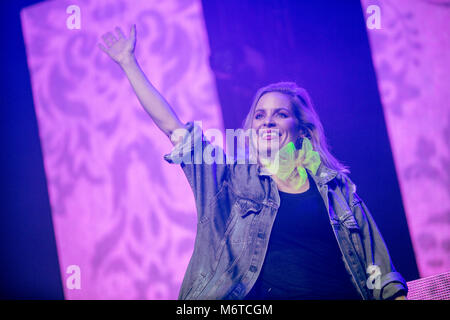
[{"xmin": 244, "ymin": 171, "xmax": 361, "ymax": 300}]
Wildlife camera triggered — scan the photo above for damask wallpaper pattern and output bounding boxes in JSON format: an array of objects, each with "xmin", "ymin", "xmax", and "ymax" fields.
[
  {"xmin": 20, "ymin": 0, "xmax": 449, "ymax": 299},
  {"xmin": 21, "ymin": 0, "xmax": 222, "ymax": 299},
  {"xmin": 361, "ymin": 0, "xmax": 450, "ymax": 278}
]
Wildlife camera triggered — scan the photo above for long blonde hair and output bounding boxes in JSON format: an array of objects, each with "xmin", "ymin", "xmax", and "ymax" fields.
[{"xmin": 242, "ymin": 82, "xmax": 350, "ymax": 174}]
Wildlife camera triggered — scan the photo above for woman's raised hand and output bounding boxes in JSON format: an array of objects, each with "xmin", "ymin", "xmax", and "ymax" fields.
[
  {"xmin": 98, "ymin": 25, "xmax": 136, "ymax": 66},
  {"xmin": 98, "ymin": 24, "xmax": 183, "ymax": 137}
]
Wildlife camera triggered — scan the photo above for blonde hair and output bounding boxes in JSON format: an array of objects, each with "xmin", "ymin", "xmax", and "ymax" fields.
[{"xmin": 242, "ymin": 81, "xmax": 350, "ymax": 174}]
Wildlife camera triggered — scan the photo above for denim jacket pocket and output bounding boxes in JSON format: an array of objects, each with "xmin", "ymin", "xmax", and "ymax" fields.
[
  {"xmin": 212, "ymin": 199, "xmax": 253, "ymax": 269},
  {"xmin": 340, "ymin": 212, "xmax": 361, "ymax": 231},
  {"xmin": 236, "ymin": 197, "xmax": 263, "ymax": 217},
  {"xmin": 226, "ymin": 198, "xmax": 261, "ymax": 245},
  {"xmin": 340, "ymin": 211, "xmax": 367, "ymax": 270}
]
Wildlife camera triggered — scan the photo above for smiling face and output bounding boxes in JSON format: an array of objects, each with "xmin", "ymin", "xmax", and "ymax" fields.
[{"xmin": 251, "ymin": 91, "xmax": 303, "ymax": 158}]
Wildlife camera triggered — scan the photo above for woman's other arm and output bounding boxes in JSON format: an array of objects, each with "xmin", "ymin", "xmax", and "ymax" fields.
[
  {"xmin": 98, "ymin": 25, "xmax": 184, "ymax": 142},
  {"xmin": 344, "ymin": 178, "xmax": 409, "ymax": 300}
]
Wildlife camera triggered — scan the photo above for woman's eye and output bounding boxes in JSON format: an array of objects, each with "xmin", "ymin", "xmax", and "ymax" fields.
[
  {"xmin": 278, "ymin": 113, "xmax": 288, "ymax": 118},
  {"xmin": 255, "ymin": 114, "xmax": 264, "ymax": 120}
]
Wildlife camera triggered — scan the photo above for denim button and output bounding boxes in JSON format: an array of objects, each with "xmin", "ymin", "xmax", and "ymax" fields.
[
  {"xmin": 249, "ymin": 265, "xmax": 257, "ymax": 272},
  {"xmin": 257, "ymin": 232, "xmax": 264, "ymax": 239}
]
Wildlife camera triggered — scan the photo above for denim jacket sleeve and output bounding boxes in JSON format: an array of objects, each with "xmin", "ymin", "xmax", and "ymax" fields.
[
  {"xmin": 346, "ymin": 178, "xmax": 408, "ymax": 300},
  {"xmin": 163, "ymin": 121, "xmax": 229, "ymax": 224}
]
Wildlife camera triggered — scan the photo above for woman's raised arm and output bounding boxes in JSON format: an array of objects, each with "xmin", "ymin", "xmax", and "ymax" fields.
[{"xmin": 98, "ymin": 25, "xmax": 184, "ymax": 142}]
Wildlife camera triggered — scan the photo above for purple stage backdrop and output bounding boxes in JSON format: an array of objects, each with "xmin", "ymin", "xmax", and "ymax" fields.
[
  {"xmin": 21, "ymin": 0, "xmax": 223, "ymax": 299},
  {"xmin": 20, "ymin": 0, "xmax": 449, "ymax": 299},
  {"xmin": 361, "ymin": 0, "xmax": 450, "ymax": 278}
]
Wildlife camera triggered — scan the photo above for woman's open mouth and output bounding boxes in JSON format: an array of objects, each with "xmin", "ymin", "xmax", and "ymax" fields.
[{"xmin": 259, "ymin": 129, "xmax": 281, "ymax": 140}]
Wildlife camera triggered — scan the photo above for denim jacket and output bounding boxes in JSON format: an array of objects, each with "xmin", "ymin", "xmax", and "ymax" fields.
[{"xmin": 164, "ymin": 121, "xmax": 408, "ymax": 300}]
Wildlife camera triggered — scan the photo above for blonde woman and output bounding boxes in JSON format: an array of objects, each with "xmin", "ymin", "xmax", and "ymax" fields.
[{"xmin": 99, "ymin": 25, "xmax": 407, "ymax": 300}]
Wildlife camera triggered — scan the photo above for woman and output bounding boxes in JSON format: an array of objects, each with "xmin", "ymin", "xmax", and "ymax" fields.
[{"xmin": 99, "ymin": 25, "xmax": 408, "ymax": 300}]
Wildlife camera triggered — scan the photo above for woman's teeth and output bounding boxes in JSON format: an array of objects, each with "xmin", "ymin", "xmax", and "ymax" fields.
[
  {"xmin": 261, "ymin": 131, "xmax": 279, "ymax": 139},
  {"xmin": 263, "ymin": 133, "xmax": 276, "ymax": 138}
]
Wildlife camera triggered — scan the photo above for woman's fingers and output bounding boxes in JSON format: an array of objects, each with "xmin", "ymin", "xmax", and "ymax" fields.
[
  {"xmin": 101, "ymin": 32, "xmax": 117, "ymax": 47},
  {"xmin": 130, "ymin": 24, "xmax": 136, "ymax": 41},
  {"xmin": 115, "ymin": 26, "xmax": 126, "ymax": 39},
  {"xmin": 98, "ymin": 42, "xmax": 108, "ymax": 53},
  {"xmin": 98, "ymin": 26, "xmax": 136, "ymax": 57}
]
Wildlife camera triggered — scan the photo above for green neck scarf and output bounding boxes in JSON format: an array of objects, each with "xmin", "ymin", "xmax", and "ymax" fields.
[{"xmin": 260, "ymin": 137, "xmax": 321, "ymax": 190}]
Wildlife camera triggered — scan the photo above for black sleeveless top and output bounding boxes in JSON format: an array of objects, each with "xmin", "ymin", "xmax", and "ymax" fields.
[{"xmin": 244, "ymin": 171, "xmax": 361, "ymax": 300}]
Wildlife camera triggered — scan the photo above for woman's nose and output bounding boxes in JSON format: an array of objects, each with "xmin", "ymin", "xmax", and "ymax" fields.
[
  {"xmin": 263, "ymin": 116, "xmax": 276, "ymax": 127},
  {"xmin": 264, "ymin": 122, "xmax": 276, "ymax": 128}
]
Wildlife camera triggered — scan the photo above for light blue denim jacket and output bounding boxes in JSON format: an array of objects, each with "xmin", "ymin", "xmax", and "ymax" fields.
[{"xmin": 164, "ymin": 121, "xmax": 408, "ymax": 300}]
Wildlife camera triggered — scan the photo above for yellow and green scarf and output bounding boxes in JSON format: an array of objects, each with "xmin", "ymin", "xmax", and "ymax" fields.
[{"xmin": 260, "ymin": 137, "xmax": 321, "ymax": 189}]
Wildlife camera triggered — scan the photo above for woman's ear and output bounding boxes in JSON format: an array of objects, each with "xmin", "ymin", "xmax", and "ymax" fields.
[
  {"xmin": 295, "ymin": 135, "xmax": 304, "ymax": 149},
  {"xmin": 298, "ymin": 127, "xmax": 307, "ymax": 138}
]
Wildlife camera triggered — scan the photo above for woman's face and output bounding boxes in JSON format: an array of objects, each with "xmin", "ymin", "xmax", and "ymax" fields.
[{"xmin": 251, "ymin": 91, "xmax": 302, "ymax": 157}]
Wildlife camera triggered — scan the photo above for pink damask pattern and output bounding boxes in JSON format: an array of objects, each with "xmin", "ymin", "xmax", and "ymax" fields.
[
  {"xmin": 21, "ymin": 0, "xmax": 223, "ymax": 299},
  {"xmin": 361, "ymin": 0, "xmax": 450, "ymax": 277}
]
